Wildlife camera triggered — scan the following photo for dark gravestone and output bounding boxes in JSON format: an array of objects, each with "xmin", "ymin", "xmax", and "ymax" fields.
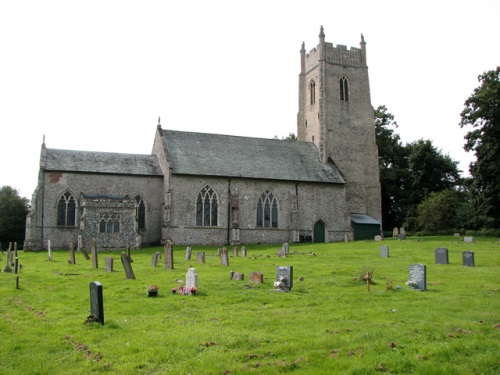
[
  {"xmin": 380, "ymin": 245, "xmax": 390, "ymax": 258},
  {"xmin": 151, "ymin": 251, "xmax": 161, "ymax": 267},
  {"xmin": 197, "ymin": 252, "xmax": 205, "ymax": 263},
  {"xmin": 164, "ymin": 240, "xmax": 174, "ymax": 270},
  {"xmin": 220, "ymin": 248, "xmax": 229, "ymax": 266},
  {"xmin": 462, "ymin": 251, "xmax": 475, "ymax": 267},
  {"xmin": 120, "ymin": 252, "xmax": 136, "ymax": 279},
  {"xmin": 80, "ymin": 247, "xmax": 90, "ymax": 260},
  {"xmin": 398, "ymin": 233, "xmax": 406, "ymax": 240},
  {"xmin": 126, "ymin": 241, "xmax": 133, "ymax": 262},
  {"xmin": 89, "ymin": 281, "xmax": 104, "ymax": 325},
  {"xmin": 249, "ymin": 272, "xmax": 263, "ymax": 284},
  {"xmin": 275, "ymin": 266, "xmax": 293, "ymax": 292},
  {"xmin": 14, "ymin": 257, "xmax": 19, "ymax": 274},
  {"xmin": 435, "ymin": 248, "xmax": 449, "ymax": 264},
  {"xmin": 409, "ymin": 264, "xmax": 426, "ymax": 291},
  {"xmin": 91, "ymin": 240, "xmax": 98, "ymax": 269},
  {"xmin": 4, "ymin": 244, "xmax": 12, "ymax": 273},
  {"xmin": 185, "ymin": 246, "xmax": 192, "ymax": 261},
  {"xmin": 69, "ymin": 243, "xmax": 76, "ymax": 264},
  {"xmin": 105, "ymin": 257, "xmax": 113, "ymax": 272}
]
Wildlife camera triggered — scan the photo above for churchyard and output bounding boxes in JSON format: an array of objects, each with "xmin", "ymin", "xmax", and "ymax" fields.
[{"xmin": 1, "ymin": 237, "xmax": 499, "ymax": 374}]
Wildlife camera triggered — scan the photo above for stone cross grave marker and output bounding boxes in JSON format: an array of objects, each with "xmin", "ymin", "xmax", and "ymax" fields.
[
  {"xmin": 380, "ymin": 245, "xmax": 389, "ymax": 258},
  {"xmin": 233, "ymin": 247, "xmax": 238, "ymax": 257},
  {"xmin": 393, "ymin": 227, "xmax": 399, "ymax": 237},
  {"xmin": 185, "ymin": 267, "xmax": 198, "ymax": 290},
  {"xmin": 69, "ymin": 242, "xmax": 76, "ymax": 264},
  {"xmin": 164, "ymin": 240, "xmax": 174, "ymax": 269},
  {"xmin": 249, "ymin": 271, "xmax": 263, "ymax": 284},
  {"xmin": 185, "ymin": 246, "xmax": 192, "ymax": 260},
  {"xmin": 275, "ymin": 266, "xmax": 293, "ymax": 292},
  {"xmin": 462, "ymin": 251, "xmax": 475, "ymax": 267},
  {"xmin": 220, "ymin": 248, "xmax": 229, "ymax": 266},
  {"xmin": 89, "ymin": 281, "xmax": 104, "ymax": 325},
  {"xmin": 105, "ymin": 257, "xmax": 113, "ymax": 272},
  {"xmin": 409, "ymin": 264, "xmax": 426, "ymax": 291},
  {"xmin": 435, "ymin": 248, "xmax": 449, "ymax": 264},
  {"xmin": 120, "ymin": 252, "xmax": 136, "ymax": 279},
  {"xmin": 151, "ymin": 251, "xmax": 161, "ymax": 267},
  {"xmin": 197, "ymin": 252, "xmax": 205, "ymax": 263},
  {"xmin": 91, "ymin": 240, "xmax": 98, "ymax": 268},
  {"xmin": 464, "ymin": 236, "xmax": 474, "ymax": 244},
  {"xmin": 241, "ymin": 246, "xmax": 247, "ymax": 257}
]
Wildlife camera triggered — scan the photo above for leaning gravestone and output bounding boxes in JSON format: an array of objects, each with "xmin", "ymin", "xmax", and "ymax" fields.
[
  {"xmin": 120, "ymin": 252, "xmax": 136, "ymax": 279},
  {"xmin": 105, "ymin": 257, "xmax": 113, "ymax": 272},
  {"xmin": 164, "ymin": 240, "xmax": 174, "ymax": 270},
  {"xmin": 275, "ymin": 266, "xmax": 293, "ymax": 292},
  {"xmin": 462, "ymin": 251, "xmax": 475, "ymax": 267},
  {"xmin": 435, "ymin": 248, "xmax": 449, "ymax": 264},
  {"xmin": 185, "ymin": 246, "xmax": 192, "ymax": 260},
  {"xmin": 151, "ymin": 251, "xmax": 161, "ymax": 267},
  {"xmin": 80, "ymin": 247, "xmax": 90, "ymax": 260},
  {"xmin": 220, "ymin": 248, "xmax": 229, "ymax": 266},
  {"xmin": 249, "ymin": 272, "xmax": 263, "ymax": 284},
  {"xmin": 380, "ymin": 245, "xmax": 389, "ymax": 258},
  {"xmin": 89, "ymin": 281, "xmax": 104, "ymax": 325},
  {"xmin": 197, "ymin": 252, "xmax": 205, "ymax": 263},
  {"xmin": 408, "ymin": 264, "xmax": 426, "ymax": 291},
  {"xmin": 185, "ymin": 267, "xmax": 198, "ymax": 290}
]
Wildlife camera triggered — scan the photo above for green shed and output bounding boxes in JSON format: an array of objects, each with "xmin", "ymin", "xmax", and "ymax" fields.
[{"xmin": 350, "ymin": 214, "xmax": 381, "ymax": 240}]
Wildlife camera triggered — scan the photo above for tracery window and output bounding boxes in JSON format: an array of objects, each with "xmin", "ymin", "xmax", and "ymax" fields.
[
  {"xmin": 196, "ymin": 185, "xmax": 218, "ymax": 226},
  {"xmin": 309, "ymin": 80, "xmax": 316, "ymax": 104},
  {"xmin": 256, "ymin": 191, "xmax": 278, "ymax": 228},
  {"xmin": 340, "ymin": 76, "xmax": 349, "ymax": 101},
  {"xmin": 57, "ymin": 191, "xmax": 76, "ymax": 227},
  {"xmin": 136, "ymin": 196, "xmax": 145, "ymax": 229},
  {"xmin": 99, "ymin": 214, "xmax": 121, "ymax": 233}
]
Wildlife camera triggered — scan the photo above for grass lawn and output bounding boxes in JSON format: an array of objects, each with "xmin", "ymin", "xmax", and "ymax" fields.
[{"xmin": 1, "ymin": 237, "xmax": 499, "ymax": 374}]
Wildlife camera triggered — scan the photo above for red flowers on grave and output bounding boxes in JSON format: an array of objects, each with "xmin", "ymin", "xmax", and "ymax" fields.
[{"xmin": 147, "ymin": 285, "xmax": 159, "ymax": 297}]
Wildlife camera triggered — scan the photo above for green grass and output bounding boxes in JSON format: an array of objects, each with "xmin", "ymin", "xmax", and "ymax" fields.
[{"xmin": 1, "ymin": 237, "xmax": 499, "ymax": 374}]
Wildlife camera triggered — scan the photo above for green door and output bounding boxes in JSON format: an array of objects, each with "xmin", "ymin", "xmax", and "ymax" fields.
[{"xmin": 313, "ymin": 221, "xmax": 325, "ymax": 243}]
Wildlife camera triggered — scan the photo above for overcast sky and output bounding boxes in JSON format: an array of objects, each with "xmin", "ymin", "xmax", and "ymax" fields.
[{"xmin": 1, "ymin": 0, "xmax": 499, "ymax": 200}]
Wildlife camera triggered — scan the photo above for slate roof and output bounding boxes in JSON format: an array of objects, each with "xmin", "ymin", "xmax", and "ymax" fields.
[
  {"xmin": 162, "ymin": 130, "xmax": 345, "ymax": 184},
  {"xmin": 44, "ymin": 148, "xmax": 163, "ymax": 176}
]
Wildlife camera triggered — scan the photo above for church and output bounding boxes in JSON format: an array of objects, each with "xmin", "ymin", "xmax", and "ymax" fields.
[{"xmin": 24, "ymin": 27, "xmax": 382, "ymax": 250}]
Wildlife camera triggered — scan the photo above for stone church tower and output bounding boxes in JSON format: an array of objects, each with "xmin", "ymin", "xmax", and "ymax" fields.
[{"xmin": 297, "ymin": 26, "xmax": 382, "ymax": 224}]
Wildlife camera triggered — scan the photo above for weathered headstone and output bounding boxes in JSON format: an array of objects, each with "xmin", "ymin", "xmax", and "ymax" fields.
[
  {"xmin": 435, "ymin": 248, "xmax": 449, "ymax": 264},
  {"xmin": 275, "ymin": 266, "xmax": 293, "ymax": 292},
  {"xmin": 151, "ymin": 251, "xmax": 161, "ymax": 267},
  {"xmin": 120, "ymin": 252, "xmax": 136, "ymax": 279},
  {"xmin": 464, "ymin": 236, "xmax": 474, "ymax": 244},
  {"xmin": 277, "ymin": 247, "xmax": 286, "ymax": 257},
  {"xmin": 91, "ymin": 239, "xmax": 98, "ymax": 269},
  {"xmin": 283, "ymin": 243, "xmax": 289, "ymax": 254},
  {"xmin": 393, "ymin": 227, "xmax": 399, "ymax": 238},
  {"xmin": 135, "ymin": 235, "xmax": 141, "ymax": 249},
  {"xmin": 77, "ymin": 235, "xmax": 83, "ymax": 249},
  {"xmin": 408, "ymin": 264, "xmax": 426, "ymax": 291},
  {"xmin": 462, "ymin": 251, "xmax": 475, "ymax": 267},
  {"xmin": 197, "ymin": 252, "xmax": 205, "ymax": 263},
  {"xmin": 249, "ymin": 272, "xmax": 264, "ymax": 284},
  {"xmin": 47, "ymin": 240, "xmax": 52, "ymax": 261},
  {"xmin": 164, "ymin": 240, "xmax": 174, "ymax": 270},
  {"xmin": 105, "ymin": 257, "xmax": 113, "ymax": 272},
  {"xmin": 126, "ymin": 240, "xmax": 132, "ymax": 262},
  {"xmin": 400, "ymin": 227, "xmax": 406, "ymax": 235},
  {"xmin": 241, "ymin": 246, "xmax": 247, "ymax": 257},
  {"xmin": 69, "ymin": 243, "xmax": 76, "ymax": 264},
  {"xmin": 374, "ymin": 235, "xmax": 382, "ymax": 242},
  {"xmin": 398, "ymin": 233, "xmax": 406, "ymax": 240},
  {"xmin": 4, "ymin": 243, "xmax": 12, "ymax": 272},
  {"xmin": 80, "ymin": 247, "xmax": 90, "ymax": 260},
  {"xmin": 230, "ymin": 271, "xmax": 244, "ymax": 280},
  {"xmin": 89, "ymin": 281, "xmax": 104, "ymax": 325},
  {"xmin": 185, "ymin": 246, "xmax": 192, "ymax": 261},
  {"xmin": 233, "ymin": 247, "xmax": 238, "ymax": 257},
  {"xmin": 185, "ymin": 267, "xmax": 198, "ymax": 290},
  {"xmin": 220, "ymin": 248, "xmax": 229, "ymax": 266},
  {"xmin": 380, "ymin": 245, "xmax": 389, "ymax": 258}
]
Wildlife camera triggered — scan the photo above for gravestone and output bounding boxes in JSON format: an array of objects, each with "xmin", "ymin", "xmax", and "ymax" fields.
[
  {"xmin": 80, "ymin": 247, "xmax": 90, "ymax": 260},
  {"xmin": 151, "ymin": 251, "xmax": 161, "ymax": 267},
  {"xmin": 77, "ymin": 235, "xmax": 83, "ymax": 249},
  {"xmin": 435, "ymin": 248, "xmax": 449, "ymax": 264},
  {"xmin": 283, "ymin": 243, "xmax": 289, "ymax": 254},
  {"xmin": 233, "ymin": 247, "xmax": 238, "ymax": 257},
  {"xmin": 230, "ymin": 271, "xmax": 244, "ymax": 280},
  {"xmin": 462, "ymin": 251, "xmax": 475, "ymax": 267},
  {"xmin": 14, "ymin": 257, "xmax": 19, "ymax": 274},
  {"xmin": 120, "ymin": 252, "xmax": 136, "ymax": 279},
  {"xmin": 197, "ymin": 252, "xmax": 205, "ymax": 263},
  {"xmin": 374, "ymin": 235, "xmax": 382, "ymax": 242},
  {"xmin": 48, "ymin": 240, "xmax": 52, "ymax": 261},
  {"xmin": 90, "ymin": 240, "xmax": 98, "ymax": 269},
  {"xmin": 14, "ymin": 242, "xmax": 17, "ymax": 258},
  {"xmin": 135, "ymin": 235, "xmax": 141, "ymax": 249},
  {"xmin": 217, "ymin": 248, "xmax": 223, "ymax": 256},
  {"xmin": 249, "ymin": 272, "xmax": 264, "ymax": 284},
  {"xmin": 380, "ymin": 245, "xmax": 389, "ymax": 258},
  {"xmin": 105, "ymin": 257, "xmax": 113, "ymax": 272},
  {"xmin": 126, "ymin": 240, "xmax": 132, "ymax": 262},
  {"xmin": 275, "ymin": 266, "xmax": 293, "ymax": 292},
  {"xmin": 4, "ymin": 243, "xmax": 12, "ymax": 272},
  {"xmin": 220, "ymin": 248, "xmax": 229, "ymax": 266},
  {"xmin": 241, "ymin": 246, "xmax": 247, "ymax": 257},
  {"xmin": 69, "ymin": 242, "xmax": 76, "ymax": 264},
  {"xmin": 89, "ymin": 281, "xmax": 104, "ymax": 325},
  {"xmin": 464, "ymin": 236, "xmax": 474, "ymax": 244},
  {"xmin": 164, "ymin": 240, "xmax": 174, "ymax": 270},
  {"xmin": 398, "ymin": 233, "xmax": 406, "ymax": 240},
  {"xmin": 409, "ymin": 264, "xmax": 426, "ymax": 291},
  {"xmin": 393, "ymin": 227, "xmax": 399, "ymax": 237},
  {"xmin": 277, "ymin": 247, "xmax": 286, "ymax": 257},
  {"xmin": 185, "ymin": 267, "xmax": 198, "ymax": 290},
  {"xmin": 185, "ymin": 246, "xmax": 192, "ymax": 260}
]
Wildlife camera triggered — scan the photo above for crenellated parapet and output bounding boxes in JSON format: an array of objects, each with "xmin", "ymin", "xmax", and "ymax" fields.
[{"xmin": 304, "ymin": 43, "xmax": 364, "ymax": 72}]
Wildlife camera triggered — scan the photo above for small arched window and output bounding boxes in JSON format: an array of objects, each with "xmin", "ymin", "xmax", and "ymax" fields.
[
  {"xmin": 136, "ymin": 196, "xmax": 146, "ymax": 229},
  {"xmin": 256, "ymin": 191, "xmax": 278, "ymax": 228},
  {"xmin": 57, "ymin": 191, "xmax": 76, "ymax": 227},
  {"xmin": 309, "ymin": 80, "xmax": 316, "ymax": 105},
  {"xmin": 196, "ymin": 185, "xmax": 218, "ymax": 226},
  {"xmin": 340, "ymin": 77, "xmax": 349, "ymax": 101}
]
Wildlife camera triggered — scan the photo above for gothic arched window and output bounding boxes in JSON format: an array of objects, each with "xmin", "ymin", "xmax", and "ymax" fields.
[
  {"xmin": 256, "ymin": 191, "xmax": 278, "ymax": 228},
  {"xmin": 57, "ymin": 191, "xmax": 76, "ymax": 227},
  {"xmin": 136, "ymin": 196, "xmax": 146, "ymax": 229},
  {"xmin": 196, "ymin": 185, "xmax": 218, "ymax": 226},
  {"xmin": 309, "ymin": 80, "xmax": 316, "ymax": 105},
  {"xmin": 340, "ymin": 76, "xmax": 349, "ymax": 101}
]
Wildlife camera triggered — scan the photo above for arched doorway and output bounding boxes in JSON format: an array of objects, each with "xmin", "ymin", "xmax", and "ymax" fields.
[{"xmin": 313, "ymin": 221, "xmax": 325, "ymax": 243}]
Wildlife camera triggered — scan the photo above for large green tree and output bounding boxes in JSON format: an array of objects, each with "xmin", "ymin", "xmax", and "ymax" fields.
[
  {"xmin": 0, "ymin": 186, "xmax": 29, "ymax": 248},
  {"xmin": 460, "ymin": 67, "xmax": 500, "ymax": 228}
]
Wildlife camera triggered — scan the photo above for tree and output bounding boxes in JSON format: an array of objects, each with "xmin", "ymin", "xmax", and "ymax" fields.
[
  {"xmin": 0, "ymin": 186, "xmax": 29, "ymax": 248},
  {"xmin": 460, "ymin": 67, "xmax": 500, "ymax": 228},
  {"xmin": 415, "ymin": 189, "xmax": 468, "ymax": 232}
]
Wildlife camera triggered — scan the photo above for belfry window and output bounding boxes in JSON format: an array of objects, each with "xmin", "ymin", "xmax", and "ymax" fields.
[
  {"xmin": 340, "ymin": 77, "xmax": 349, "ymax": 101},
  {"xmin": 309, "ymin": 80, "xmax": 316, "ymax": 104},
  {"xmin": 256, "ymin": 191, "xmax": 278, "ymax": 228},
  {"xmin": 136, "ymin": 196, "xmax": 145, "ymax": 229},
  {"xmin": 99, "ymin": 214, "xmax": 120, "ymax": 233},
  {"xmin": 196, "ymin": 185, "xmax": 218, "ymax": 226},
  {"xmin": 57, "ymin": 191, "xmax": 76, "ymax": 227}
]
